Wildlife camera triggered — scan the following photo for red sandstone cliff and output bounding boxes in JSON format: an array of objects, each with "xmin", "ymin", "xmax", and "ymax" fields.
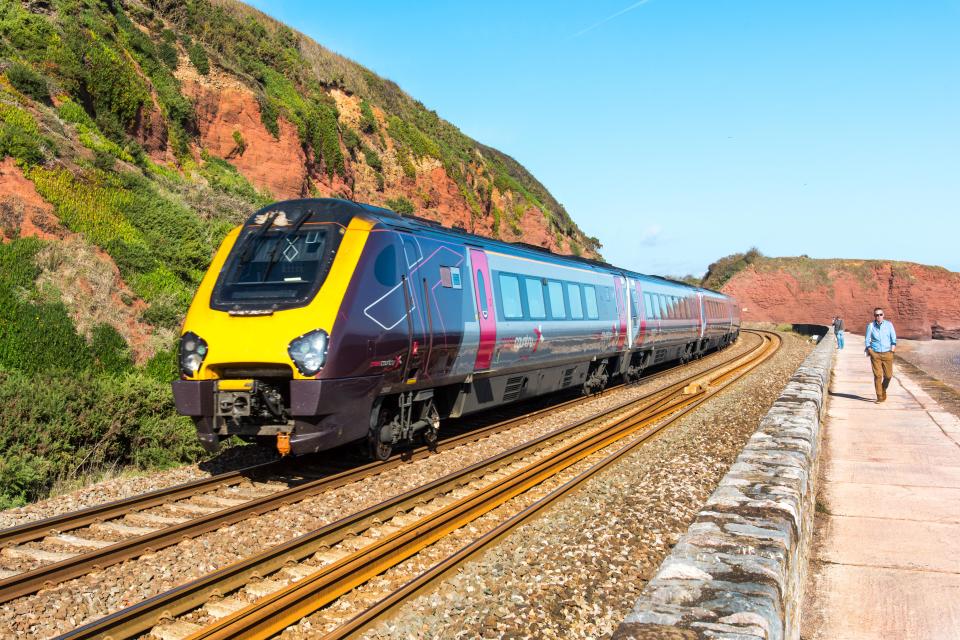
[{"xmin": 720, "ymin": 258, "xmax": 960, "ymax": 340}]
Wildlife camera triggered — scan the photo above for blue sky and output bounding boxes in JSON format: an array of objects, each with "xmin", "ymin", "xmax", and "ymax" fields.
[{"xmin": 247, "ymin": 0, "xmax": 959, "ymax": 277}]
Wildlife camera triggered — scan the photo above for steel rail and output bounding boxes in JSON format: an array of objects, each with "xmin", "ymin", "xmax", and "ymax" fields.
[
  {"xmin": 187, "ymin": 332, "xmax": 779, "ymax": 640},
  {"xmin": 57, "ymin": 332, "xmax": 770, "ymax": 640},
  {"xmin": 324, "ymin": 331, "xmax": 781, "ymax": 639},
  {"xmin": 0, "ymin": 462, "xmax": 283, "ymax": 549},
  {"xmin": 2, "ymin": 336, "xmax": 751, "ymax": 605}
]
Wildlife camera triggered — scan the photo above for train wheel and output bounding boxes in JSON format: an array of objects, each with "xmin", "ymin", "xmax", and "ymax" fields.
[
  {"xmin": 368, "ymin": 400, "xmax": 394, "ymax": 461},
  {"xmin": 368, "ymin": 435, "xmax": 392, "ymax": 461}
]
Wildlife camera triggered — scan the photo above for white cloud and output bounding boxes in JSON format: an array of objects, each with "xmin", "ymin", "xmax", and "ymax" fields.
[{"xmin": 640, "ymin": 223, "xmax": 663, "ymax": 246}]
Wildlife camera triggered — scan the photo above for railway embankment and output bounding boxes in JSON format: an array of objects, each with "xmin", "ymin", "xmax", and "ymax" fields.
[{"xmin": 614, "ymin": 329, "xmax": 833, "ymax": 640}]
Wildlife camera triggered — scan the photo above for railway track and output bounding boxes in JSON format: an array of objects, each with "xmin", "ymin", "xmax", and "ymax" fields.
[
  {"xmin": 57, "ymin": 330, "xmax": 778, "ymax": 640},
  {"xmin": 0, "ymin": 339, "xmax": 736, "ymax": 605}
]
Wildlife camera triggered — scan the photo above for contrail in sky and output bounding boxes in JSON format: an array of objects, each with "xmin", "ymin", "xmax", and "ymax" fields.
[{"xmin": 572, "ymin": 0, "xmax": 653, "ymax": 38}]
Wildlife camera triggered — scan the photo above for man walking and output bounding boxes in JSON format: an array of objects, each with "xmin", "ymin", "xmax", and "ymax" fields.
[
  {"xmin": 865, "ymin": 308, "xmax": 896, "ymax": 402},
  {"xmin": 832, "ymin": 315, "xmax": 845, "ymax": 349}
]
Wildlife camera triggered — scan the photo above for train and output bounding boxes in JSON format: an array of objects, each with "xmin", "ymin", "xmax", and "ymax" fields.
[{"xmin": 172, "ymin": 198, "xmax": 741, "ymax": 459}]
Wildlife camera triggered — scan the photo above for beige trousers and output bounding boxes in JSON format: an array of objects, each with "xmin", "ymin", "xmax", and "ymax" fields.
[{"xmin": 869, "ymin": 350, "xmax": 894, "ymax": 401}]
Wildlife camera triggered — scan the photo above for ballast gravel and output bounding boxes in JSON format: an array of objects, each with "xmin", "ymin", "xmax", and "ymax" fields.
[
  {"xmin": 0, "ymin": 445, "xmax": 278, "ymax": 531},
  {"xmin": 346, "ymin": 332, "xmax": 813, "ymax": 640},
  {"xmin": 0, "ymin": 333, "xmax": 781, "ymax": 639}
]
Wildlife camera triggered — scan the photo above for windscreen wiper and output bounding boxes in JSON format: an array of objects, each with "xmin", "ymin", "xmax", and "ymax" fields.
[
  {"xmin": 261, "ymin": 210, "xmax": 312, "ymax": 282},
  {"xmin": 238, "ymin": 211, "xmax": 279, "ymax": 265}
]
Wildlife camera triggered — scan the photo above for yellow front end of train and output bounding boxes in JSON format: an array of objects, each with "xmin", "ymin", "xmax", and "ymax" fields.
[{"xmin": 172, "ymin": 200, "xmax": 376, "ymax": 455}]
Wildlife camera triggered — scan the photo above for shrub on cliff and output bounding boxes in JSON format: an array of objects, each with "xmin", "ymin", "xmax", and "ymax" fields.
[
  {"xmin": 188, "ymin": 42, "xmax": 210, "ymax": 75},
  {"xmin": 386, "ymin": 196, "xmax": 415, "ymax": 215},
  {"xmin": 0, "ymin": 369, "xmax": 202, "ymax": 509},
  {"xmin": 6, "ymin": 62, "xmax": 48, "ymax": 102},
  {"xmin": 702, "ymin": 247, "xmax": 764, "ymax": 290}
]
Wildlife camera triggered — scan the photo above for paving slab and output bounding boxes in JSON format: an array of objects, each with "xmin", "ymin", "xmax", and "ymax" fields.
[
  {"xmin": 805, "ymin": 564, "xmax": 960, "ymax": 640},
  {"xmin": 815, "ymin": 515, "xmax": 960, "ymax": 573},
  {"xmin": 824, "ymin": 459, "xmax": 960, "ymax": 487},
  {"xmin": 823, "ymin": 483, "xmax": 960, "ymax": 523},
  {"xmin": 802, "ymin": 339, "xmax": 960, "ymax": 640}
]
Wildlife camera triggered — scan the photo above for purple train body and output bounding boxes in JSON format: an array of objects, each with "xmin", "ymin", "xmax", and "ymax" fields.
[{"xmin": 173, "ymin": 199, "xmax": 741, "ymax": 458}]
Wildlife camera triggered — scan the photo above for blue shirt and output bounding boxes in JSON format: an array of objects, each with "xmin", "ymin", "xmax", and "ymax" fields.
[{"xmin": 865, "ymin": 320, "xmax": 896, "ymax": 352}]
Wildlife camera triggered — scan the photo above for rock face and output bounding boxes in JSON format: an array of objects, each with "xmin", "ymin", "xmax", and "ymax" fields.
[
  {"xmin": 722, "ymin": 260, "xmax": 960, "ymax": 340},
  {"xmin": 0, "ymin": 159, "xmax": 158, "ymax": 361},
  {"xmin": 180, "ymin": 68, "xmax": 309, "ymax": 199}
]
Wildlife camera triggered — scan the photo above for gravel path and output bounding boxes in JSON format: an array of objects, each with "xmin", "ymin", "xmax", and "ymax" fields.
[
  {"xmin": 0, "ymin": 338, "xmax": 762, "ymax": 639},
  {"xmin": 342, "ymin": 332, "xmax": 813, "ymax": 640}
]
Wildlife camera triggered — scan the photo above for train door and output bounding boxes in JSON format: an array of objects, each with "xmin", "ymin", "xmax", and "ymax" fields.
[
  {"xmin": 613, "ymin": 275, "xmax": 628, "ymax": 349},
  {"xmin": 632, "ymin": 279, "xmax": 646, "ymax": 346},
  {"xmin": 696, "ymin": 292, "xmax": 705, "ymax": 339},
  {"xmin": 399, "ymin": 234, "xmax": 428, "ymax": 382},
  {"xmin": 469, "ymin": 248, "xmax": 496, "ymax": 370}
]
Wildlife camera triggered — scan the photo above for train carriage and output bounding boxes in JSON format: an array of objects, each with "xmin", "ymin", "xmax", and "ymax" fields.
[{"xmin": 173, "ymin": 198, "xmax": 741, "ymax": 459}]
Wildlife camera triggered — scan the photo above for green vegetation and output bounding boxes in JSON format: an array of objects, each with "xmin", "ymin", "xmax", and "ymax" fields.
[
  {"xmin": 158, "ymin": 30, "xmax": 179, "ymax": 70},
  {"xmin": 200, "ymin": 153, "xmax": 271, "ymax": 207},
  {"xmin": 6, "ymin": 62, "xmax": 48, "ymax": 102},
  {"xmin": 361, "ymin": 144, "xmax": 382, "ymax": 172},
  {"xmin": 0, "ymin": 236, "xmax": 204, "ymax": 508},
  {"xmin": 188, "ymin": 42, "xmax": 210, "ymax": 75},
  {"xmin": 385, "ymin": 196, "xmax": 415, "ymax": 215},
  {"xmin": 359, "ymin": 99, "xmax": 377, "ymax": 133},
  {"xmin": 701, "ymin": 247, "xmax": 764, "ymax": 290},
  {"xmin": 0, "ymin": 368, "xmax": 202, "ymax": 509},
  {"xmin": 0, "ymin": 100, "xmax": 53, "ymax": 165},
  {"xmin": 0, "ymin": 238, "xmax": 92, "ymax": 373}
]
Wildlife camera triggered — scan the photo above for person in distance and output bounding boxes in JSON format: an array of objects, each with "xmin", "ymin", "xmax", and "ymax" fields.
[
  {"xmin": 832, "ymin": 315, "xmax": 844, "ymax": 349},
  {"xmin": 865, "ymin": 308, "xmax": 896, "ymax": 403}
]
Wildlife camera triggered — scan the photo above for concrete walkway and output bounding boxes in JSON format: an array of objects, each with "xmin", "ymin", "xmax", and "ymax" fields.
[{"xmin": 802, "ymin": 334, "xmax": 960, "ymax": 639}]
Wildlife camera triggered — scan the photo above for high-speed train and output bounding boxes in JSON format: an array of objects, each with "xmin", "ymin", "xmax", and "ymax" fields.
[{"xmin": 173, "ymin": 199, "xmax": 740, "ymax": 459}]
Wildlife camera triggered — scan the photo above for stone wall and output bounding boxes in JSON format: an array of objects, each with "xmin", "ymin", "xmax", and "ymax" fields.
[{"xmin": 613, "ymin": 333, "xmax": 834, "ymax": 640}]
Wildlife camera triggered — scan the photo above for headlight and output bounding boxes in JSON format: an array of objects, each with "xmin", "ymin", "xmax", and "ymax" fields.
[
  {"xmin": 179, "ymin": 331, "xmax": 208, "ymax": 377},
  {"xmin": 288, "ymin": 329, "xmax": 328, "ymax": 377}
]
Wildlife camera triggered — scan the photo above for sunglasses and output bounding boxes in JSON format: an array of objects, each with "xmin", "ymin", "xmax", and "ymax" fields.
[{"xmin": 875, "ymin": 313, "xmax": 884, "ymax": 317}]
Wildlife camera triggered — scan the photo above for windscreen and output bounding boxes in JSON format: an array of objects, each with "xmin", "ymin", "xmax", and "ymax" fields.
[{"xmin": 211, "ymin": 210, "xmax": 343, "ymax": 311}]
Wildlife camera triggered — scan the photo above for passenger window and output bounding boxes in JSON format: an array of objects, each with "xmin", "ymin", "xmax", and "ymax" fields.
[
  {"xmin": 499, "ymin": 273, "xmax": 523, "ymax": 320},
  {"xmin": 630, "ymin": 292, "xmax": 639, "ymax": 322},
  {"xmin": 584, "ymin": 285, "xmax": 599, "ymax": 320},
  {"xmin": 568, "ymin": 283, "xmax": 584, "ymax": 320},
  {"xmin": 476, "ymin": 270, "xmax": 488, "ymax": 318},
  {"xmin": 660, "ymin": 295, "xmax": 668, "ymax": 320},
  {"xmin": 525, "ymin": 277, "xmax": 546, "ymax": 319},
  {"xmin": 547, "ymin": 280, "xmax": 566, "ymax": 319}
]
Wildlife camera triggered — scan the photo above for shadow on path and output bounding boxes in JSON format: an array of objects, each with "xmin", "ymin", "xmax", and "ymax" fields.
[{"xmin": 828, "ymin": 391, "xmax": 874, "ymax": 402}]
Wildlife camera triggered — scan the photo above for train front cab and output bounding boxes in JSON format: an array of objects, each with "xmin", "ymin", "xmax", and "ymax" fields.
[{"xmin": 172, "ymin": 201, "xmax": 397, "ymax": 457}]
